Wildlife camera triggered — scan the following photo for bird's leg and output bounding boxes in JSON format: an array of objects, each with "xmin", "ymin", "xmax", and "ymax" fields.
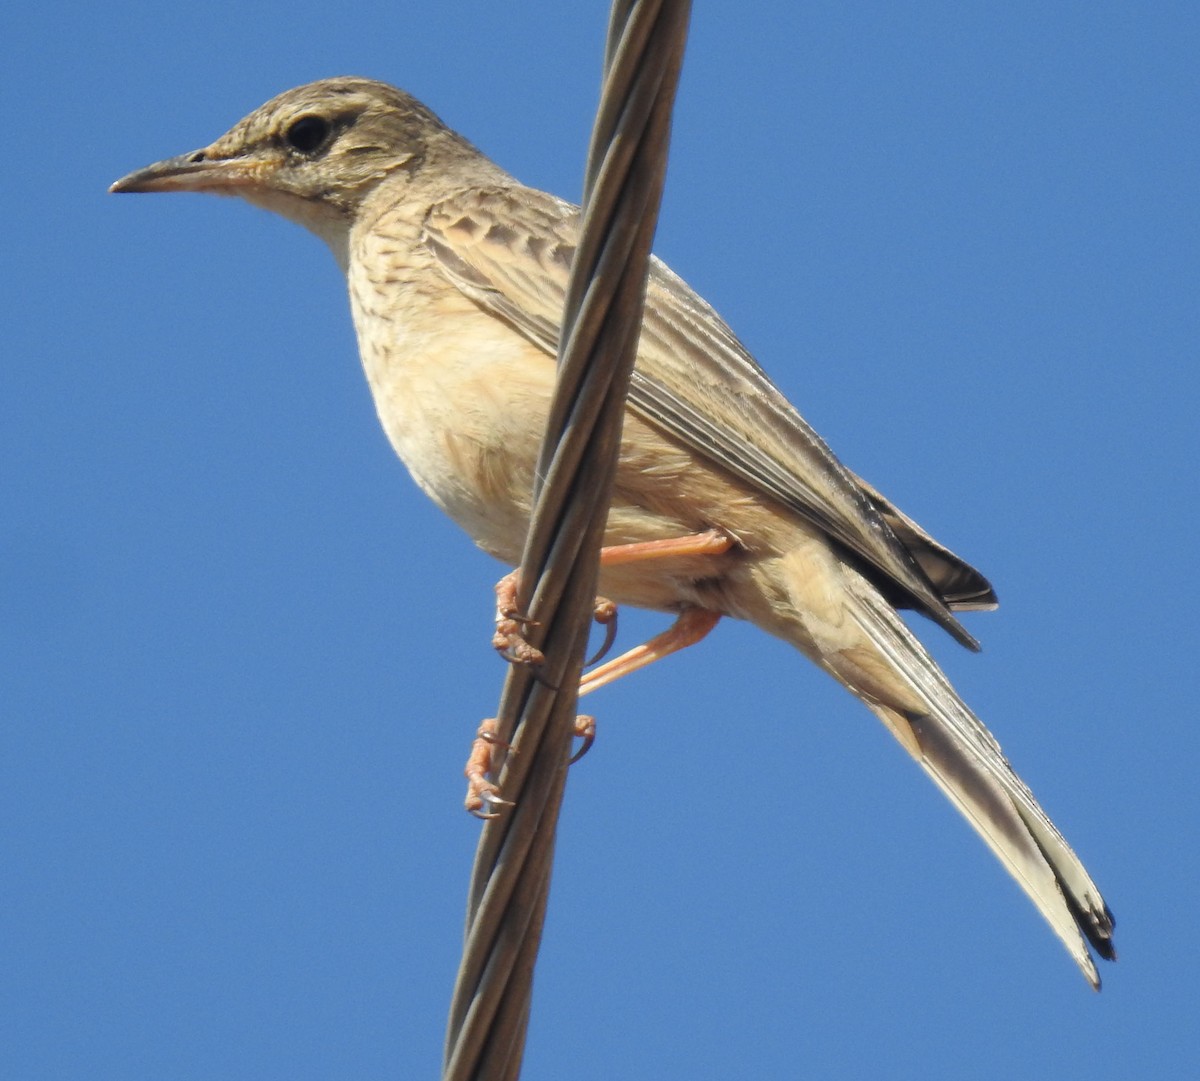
[
  {"xmin": 579, "ymin": 606, "xmax": 721, "ymax": 696},
  {"xmin": 474, "ymin": 530, "xmax": 729, "ymax": 812},
  {"xmin": 492, "ymin": 529, "xmax": 731, "ymax": 668},
  {"xmin": 577, "ymin": 529, "xmax": 731, "ymax": 693},
  {"xmin": 596, "ymin": 528, "xmax": 733, "ymax": 567}
]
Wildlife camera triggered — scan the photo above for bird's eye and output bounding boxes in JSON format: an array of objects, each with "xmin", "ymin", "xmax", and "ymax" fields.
[{"xmin": 283, "ymin": 115, "xmax": 332, "ymax": 154}]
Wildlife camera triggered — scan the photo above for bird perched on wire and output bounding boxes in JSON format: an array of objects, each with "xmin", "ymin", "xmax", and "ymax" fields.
[{"xmin": 111, "ymin": 76, "xmax": 1114, "ymax": 987}]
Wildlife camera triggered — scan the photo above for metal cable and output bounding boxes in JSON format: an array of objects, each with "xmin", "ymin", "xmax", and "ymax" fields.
[{"xmin": 441, "ymin": 3, "xmax": 692, "ymax": 1078}]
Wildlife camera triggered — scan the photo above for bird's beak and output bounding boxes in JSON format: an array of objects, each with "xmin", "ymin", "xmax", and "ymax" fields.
[{"xmin": 110, "ymin": 149, "xmax": 267, "ymax": 195}]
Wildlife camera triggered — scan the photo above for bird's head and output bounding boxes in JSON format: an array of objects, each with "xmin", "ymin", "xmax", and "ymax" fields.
[{"xmin": 111, "ymin": 77, "xmax": 479, "ymax": 258}]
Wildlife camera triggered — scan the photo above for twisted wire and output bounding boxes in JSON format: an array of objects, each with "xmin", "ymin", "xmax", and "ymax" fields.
[{"xmin": 441, "ymin": 4, "xmax": 692, "ymax": 1078}]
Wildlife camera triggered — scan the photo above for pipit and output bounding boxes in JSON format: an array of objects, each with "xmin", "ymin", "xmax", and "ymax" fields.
[{"xmin": 112, "ymin": 77, "xmax": 1114, "ymax": 987}]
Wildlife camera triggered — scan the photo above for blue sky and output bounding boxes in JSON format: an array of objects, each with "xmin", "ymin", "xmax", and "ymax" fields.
[{"xmin": 4, "ymin": 2, "xmax": 1197, "ymax": 1078}]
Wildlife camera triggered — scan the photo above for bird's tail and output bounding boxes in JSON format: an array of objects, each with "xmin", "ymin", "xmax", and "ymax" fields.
[
  {"xmin": 755, "ymin": 541, "xmax": 1116, "ymax": 987},
  {"xmin": 833, "ymin": 581, "xmax": 1115, "ymax": 987}
]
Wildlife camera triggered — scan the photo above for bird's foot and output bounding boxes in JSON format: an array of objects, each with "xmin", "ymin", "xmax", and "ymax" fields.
[
  {"xmin": 492, "ymin": 570, "xmax": 544, "ymax": 666},
  {"xmin": 464, "ymin": 718, "xmax": 514, "ymax": 818},
  {"xmin": 492, "ymin": 570, "xmax": 620, "ymax": 668},
  {"xmin": 463, "ymin": 715, "xmax": 597, "ymax": 816}
]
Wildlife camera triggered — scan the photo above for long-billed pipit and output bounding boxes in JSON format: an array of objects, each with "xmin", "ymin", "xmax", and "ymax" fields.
[{"xmin": 111, "ymin": 77, "xmax": 1114, "ymax": 987}]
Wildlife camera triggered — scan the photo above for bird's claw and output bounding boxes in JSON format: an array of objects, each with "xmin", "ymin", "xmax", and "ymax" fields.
[
  {"xmin": 569, "ymin": 714, "xmax": 597, "ymax": 764},
  {"xmin": 586, "ymin": 598, "xmax": 618, "ymax": 665},
  {"xmin": 467, "ymin": 784, "xmax": 514, "ymax": 820}
]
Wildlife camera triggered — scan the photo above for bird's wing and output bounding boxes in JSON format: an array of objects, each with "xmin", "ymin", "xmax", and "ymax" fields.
[
  {"xmin": 848, "ymin": 471, "xmax": 996, "ymax": 611},
  {"xmin": 422, "ymin": 185, "xmax": 992, "ymax": 647}
]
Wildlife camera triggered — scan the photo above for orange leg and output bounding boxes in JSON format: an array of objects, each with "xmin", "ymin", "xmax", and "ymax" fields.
[
  {"xmin": 579, "ymin": 606, "xmax": 722, "ymax": 696},
  {"xmin": 492, "ymin": 529, "xmax": 733, "ymax": 668},
  {"xmin": 471, "ymin": 530, "xmax": 732, "ymax": 814},
  {"xmin": 470, "ymin": 600, "xmax": 723, "ymax": 816},
  {"xmin": 598, "ymin": 528, "xmax": 733, "ymax": 566}
]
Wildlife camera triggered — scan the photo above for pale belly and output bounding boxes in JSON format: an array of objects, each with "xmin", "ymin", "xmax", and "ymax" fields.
[{"xmin": 346, "ymin": 265, "xmax": 794, "ymax": 617}]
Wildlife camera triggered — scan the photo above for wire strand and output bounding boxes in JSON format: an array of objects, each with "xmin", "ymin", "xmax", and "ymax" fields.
[{"xmin": 441, "ymin": 4, "xmax": 692, "ymax": 1078}]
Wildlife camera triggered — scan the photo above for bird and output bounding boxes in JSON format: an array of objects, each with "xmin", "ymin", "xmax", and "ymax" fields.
[{"xmin": 110, "ymin": 76, "xmax": 1115, "ymax": 987}]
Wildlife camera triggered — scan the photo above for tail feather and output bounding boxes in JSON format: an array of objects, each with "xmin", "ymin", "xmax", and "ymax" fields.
[{"xmin": 847, "ymin": 591, "xmax": 1114, "ymax": 987}]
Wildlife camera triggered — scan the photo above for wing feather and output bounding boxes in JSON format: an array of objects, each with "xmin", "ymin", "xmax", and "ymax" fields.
[{"xmin": 423, "ymin": 186, "xmax": 992, "ymax": 647}]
